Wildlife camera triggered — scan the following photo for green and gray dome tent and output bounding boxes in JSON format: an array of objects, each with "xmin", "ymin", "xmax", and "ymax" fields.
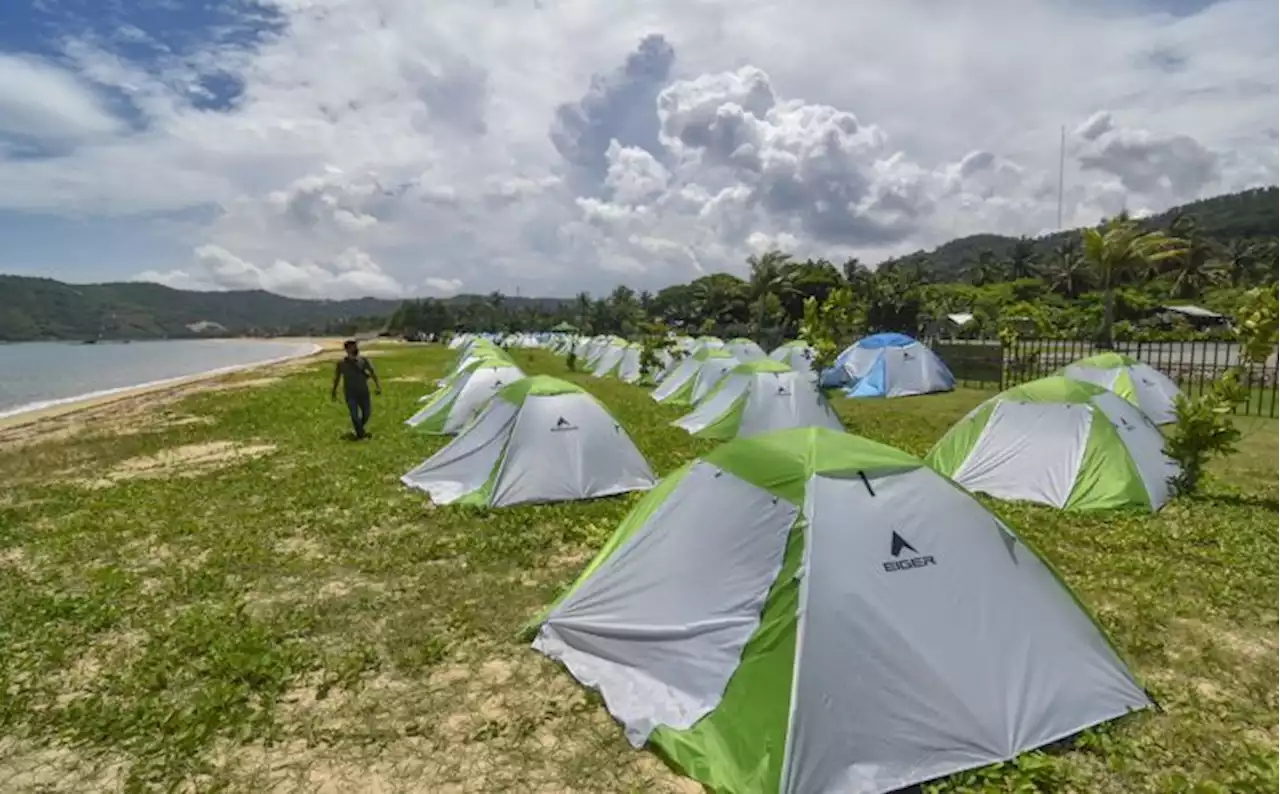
[
  {"xmin": 585, "ymin": 336, "xmax": 626, "ymax": 368},
  {"xmin": 673, "ymin": 359, "xmax": 844, "ymax": 440},
  {"xmin": 651, "ymin": 348, "xmax": 738, "ymax": 406},
  {"xmin": 689, "ymin": 349, "xmax": 741, "ymax": 404},
  {"xmin": 530, "ymin": 427, "xmax": 1151, "ymax": 794},
  {"xmin": 449, "ymin": 338, "xmax": 505, "ymax": 369},
  {"xmin": 769, "ymin": 340, "xmax": 816, "ymax": 374},
  {"xmin": 406, "ymin": 362, "xmax": 525, "ymax": 435},
  {"xmin": 427, "ymin": 349, "xmax": 511, "ymax": 394},
  {"xmin": 927, "ymin": 376, "xmax": 1178, "ymax": 511},
  {"xmin": 1056, "ymin": 352, "xmax": 1183, "ymax": 425},
  {"xmin": 725, "ymin": 337, "xmax": 766, "ymax": 362},
  {"xmin": 592, "ymin": 343, "xmax": 643, "ymax": 383},
  {"xmin": 402, "ymin": 376, "xmax": 656, "ymax": 507},
  {"xmin": 692, "ymin": 335, "xmax": 724, "ymax": 354}
]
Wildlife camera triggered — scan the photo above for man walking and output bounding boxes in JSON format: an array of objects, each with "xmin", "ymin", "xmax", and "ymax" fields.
[{"xmin": 331, "ymin": 340, "xmax": 381, "ymax": 439}]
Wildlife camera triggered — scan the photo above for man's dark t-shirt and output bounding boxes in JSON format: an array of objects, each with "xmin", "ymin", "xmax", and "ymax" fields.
[{"xmin": 337, "ymin": 356, "xmax": 375, "ymax": 395}]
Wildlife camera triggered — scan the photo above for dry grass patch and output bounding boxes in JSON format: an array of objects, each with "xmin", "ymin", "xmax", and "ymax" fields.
[
  {"xmin": 103, "ymin": 412, "xmax": 216, "ymax": 439},
  {"xmin": 79, "ymin": 441, "xmax": 276, "ymax": 488},
  {"xmin": 1172, "ymin": 616, "xmax": 1278, "ymax": 663},
  {"xmin": 244, "ymin": 571, "xmax": 390, "ymax": 618},
  {"xmin": 207, "ymin": 643, "xmax": 698, "ymax": 793},
  {"xmin": 57, "ymin": 629, "xmax": 148, "ymax": 698},
  {"xmin": 0, "ymin": 546, "xmax": 37, "ymax": 575},
  {"xmin": 274, "ymin": 535, "xmax": 329, "ymax": 561},
  {"xmin": 0, "ymin": 739, "xmax": 127, "ymax": 793}
]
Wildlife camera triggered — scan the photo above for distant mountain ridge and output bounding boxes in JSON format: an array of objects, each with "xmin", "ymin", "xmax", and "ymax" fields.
[
  {"xmin": 0, "ymin": 278, "xmax": 568, "ymax": 341},
  {"xmin": 883, "ymin": 186, "xmax": 1278, "ymax": 276},
  {"xmin": 1, "ymin": 187, "xmax": 1274, "ymax": 341}
]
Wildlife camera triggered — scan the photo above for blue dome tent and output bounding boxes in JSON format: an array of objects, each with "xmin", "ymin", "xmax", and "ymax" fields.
[{"xmin": 820, "ymin": 333, "xmax": 955, "ymax": 398}]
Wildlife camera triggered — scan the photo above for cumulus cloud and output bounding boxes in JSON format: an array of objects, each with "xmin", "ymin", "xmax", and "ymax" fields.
[
  {"xmin": 1075, "ymin": 111, "xmax": 1219, "ymax": 197},
  {"xmin": 550, "ymin": 34, "xmax": 676, "ymax": 182},
  {"xmin": 423, "ymin": 276, "xmax": 463, "ymax": 296},
  {"xmin": 1, "ymin": 0, "xmax": 1276, "ymax": 298},
  {"xmin": 140, "ymin": 244, "xmax": 404, "ymax": 299}
]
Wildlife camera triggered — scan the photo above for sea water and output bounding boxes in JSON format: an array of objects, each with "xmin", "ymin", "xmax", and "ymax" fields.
[{"xmin": 0, "ymin": 339, "xmax": 318, "ymax": 418}]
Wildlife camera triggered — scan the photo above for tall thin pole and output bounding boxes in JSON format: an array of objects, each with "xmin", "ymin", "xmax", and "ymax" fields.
[{"xmin": 1056, "ymin": 124, "xmax": 1066, "ymax": 229}]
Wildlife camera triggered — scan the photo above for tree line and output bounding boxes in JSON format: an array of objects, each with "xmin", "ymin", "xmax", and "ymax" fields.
[{"xmin": 388, "ymin": 206, "xmax": 1278, "ymax": 347}]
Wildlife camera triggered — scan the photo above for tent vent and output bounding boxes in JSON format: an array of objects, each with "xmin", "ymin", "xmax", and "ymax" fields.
[{"xmin": 858, "ymin": 471, "xmax": 876, "ymax": 496}]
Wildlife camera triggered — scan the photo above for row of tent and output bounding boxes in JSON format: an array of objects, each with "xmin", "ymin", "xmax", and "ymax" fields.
[
  {"xmin": 399, "ymin": 333, "xmax": 1185, "ymax": 793},
  {"xmin": 419, "ymin": 334, "xmax": 1185, "ymax": 512},
  {"xmin": 563, "ymin": 331, "xmax": 959, "ymax": 400}
]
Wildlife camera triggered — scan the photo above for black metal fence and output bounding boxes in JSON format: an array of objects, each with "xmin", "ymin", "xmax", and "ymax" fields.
[{"xmin": 926, "ymin": 337, "xmax": 1279, "ymax": 419}]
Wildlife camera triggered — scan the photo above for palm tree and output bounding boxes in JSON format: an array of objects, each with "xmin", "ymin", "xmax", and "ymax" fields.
[
  {"xmin": 1258, "ymin": 240, "xmax": 1279, "ymax": 285},
  {"xmin": 609, "ymin": 285, "xmax": 642, "ymax": 335},
  {"xmin": 487, "ymin": 291, "xmax": 506, "ymax": 332},
  {"xmin": 842, "ymin": 257, "xmax": 875, "ymax": 300},
  {"xmin": 1007, "ymin": 237, "xmax": 1039, "ymax": 280},
  {"xmin": 1044, "ymin": 241, "xmax": 1092, "ymax": 297},
  {"xmin": 1166, "ymin": 217, "xmax": 1222, "ymax": 298},
  {"xmin": 747, "ymin": 250, "xmax": 793, "ymax": 335},
  {"xmin": 1216, "ymin": 239, "xmax": 1258, "ymax": 287},
  {"xmin": 574, "ymin": 291, "xmax": 592, "ymax": 332},
  {"xmin": 964, "ymin": 249, "xmax": 1005, "ymax": 287},
  {"xmin": 1080, "ymin": 216, "xmax": 1186, "ymax": 348}
]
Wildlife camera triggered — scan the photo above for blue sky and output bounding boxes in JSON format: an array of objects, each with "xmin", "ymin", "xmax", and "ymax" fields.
[
  {"xmin": 0, "ymin": 0, "xmax": 275, "ymax": 281},
  {"xmin": 0, "ymin": 0, "xmax": 1275, "ymax": 298}
]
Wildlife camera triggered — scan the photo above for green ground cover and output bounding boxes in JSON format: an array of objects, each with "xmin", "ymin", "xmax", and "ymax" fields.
[{"xmin": 0, "ymin": 344, "xmax": 1275, "ymax": 792}]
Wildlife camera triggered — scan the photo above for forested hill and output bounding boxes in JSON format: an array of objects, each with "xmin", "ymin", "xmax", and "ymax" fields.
[
  {"xmin": 0, "ymin": 278, "xmax": 402, "ymax": 341},
  {"xmin": 0, "ymin": 278, "xmax": 574, "ymax": 341},
  {"xmin": 884, "ymin": 186, "xmax": 1278, "ymax": 277},
  {"xmin": 1, "ymin": 186, "xmax": 1275, "ymax": 341}
]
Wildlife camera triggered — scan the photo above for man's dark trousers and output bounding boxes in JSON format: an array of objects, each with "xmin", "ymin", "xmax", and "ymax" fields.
[{"xmin": 346, "ymin": 389, "xmax": 372, "ymax": 438}]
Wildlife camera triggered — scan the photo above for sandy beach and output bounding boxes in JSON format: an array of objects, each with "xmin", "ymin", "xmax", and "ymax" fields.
[{"xmin": 0, "ymin": 337, "xmax": 349, "ymax": 445}]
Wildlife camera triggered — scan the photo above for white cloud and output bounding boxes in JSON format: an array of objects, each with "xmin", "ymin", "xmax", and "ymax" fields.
[
  {"xmin": 0, "ymin": 53, "xmax": 123, "ymax": 141},
  {"xmin": 140, "ymin": 243, "xmax": 404, "ymax": 299},
  {"xmin": 423, "ymin": 276, "xmax": 463, "ymax": 296},
  {"xmin": 2, "ymin": 0, "xmax": 1276, "ymax": 298}
]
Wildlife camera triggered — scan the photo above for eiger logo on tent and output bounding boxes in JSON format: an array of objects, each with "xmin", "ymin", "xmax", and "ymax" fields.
[
  {"xmin": 883, "ymin": 531, "xmax": 936, "ymax": 573},
  {"xmin": 551, "ymin": 416, "xmax": 578, "ymax": 432}
]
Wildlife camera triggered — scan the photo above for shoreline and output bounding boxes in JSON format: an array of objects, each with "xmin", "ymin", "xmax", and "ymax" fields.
[{"xmin": 0, "ymin": 339, "xmax": 340, "ymax": 434}]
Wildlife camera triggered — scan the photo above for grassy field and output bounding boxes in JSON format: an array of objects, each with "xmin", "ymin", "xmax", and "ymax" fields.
[{"xmin": 0, "ymin": 344, "xmax": 1275, "ymax": 793}]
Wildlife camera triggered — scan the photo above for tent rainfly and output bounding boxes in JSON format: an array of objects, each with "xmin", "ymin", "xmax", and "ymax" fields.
[
  {"xmin": 822, "ymin": 332, "xmax": 955, "ymax": 398},
  {"xmin": 927, "ymin": 376, "xmax": 1179, "ymax": 511},
  {"xmin": 769, "ymin": 340, "xmax": 817, "ymax": 375},
  {"xmin": 652, "ymin": 349, "xmax": 738, "ymax": 406},
  {"xmin": 402, "ymin": 376, "xmax": 656, "ymax": 507},
  {"xmin": 530, "ymin": 427, "xmax": 1152, "ymax": 794},
  {"xmin": 725, "ymin": 337, "xmax": 766, "ymax": 362},
  {"xmin": 689, "ymin": 352, "xmax": 741, "ymax": 404},
  {"xmin": 673, "ymin": 359, "xmax": 844, "ymax": 439},
  {"xmin": 1056, "ymin": 352, "xmax": 1183, "ymax": 425},
  {"xmin": 406, "ymin": 362, "xmax": 525, "ymax": 435},
  {"xmin": 592, "ymin": 344, "xmax": 643, "ymax": 383},
  {"xmin": 427, "ymin": 350, "xmax": 511, "ymax": 394}
]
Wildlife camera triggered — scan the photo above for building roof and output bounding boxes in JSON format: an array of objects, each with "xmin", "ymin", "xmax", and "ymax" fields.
[{"xmin": 1161, "ymin": 305, "xmax": 1224, "ymax": 319}]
